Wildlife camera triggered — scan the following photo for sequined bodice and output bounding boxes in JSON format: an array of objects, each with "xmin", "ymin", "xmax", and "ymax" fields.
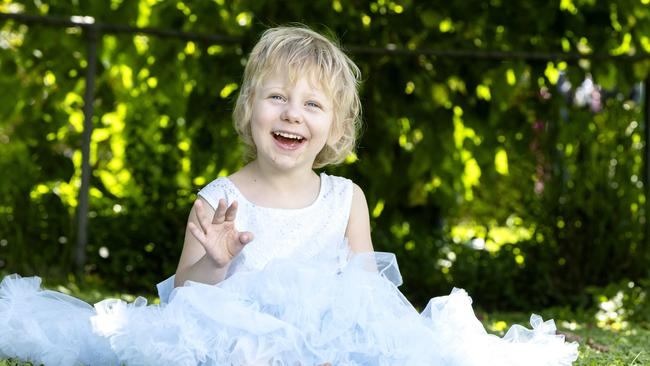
[{"xmin": 197, "ymin": 173, "xmax": 353, "ymax": 275}]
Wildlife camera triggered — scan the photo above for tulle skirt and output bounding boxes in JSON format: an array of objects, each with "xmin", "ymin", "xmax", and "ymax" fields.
[{"xmin": 0, "ymin": 253, "xmax": 578, "ymax": 366}]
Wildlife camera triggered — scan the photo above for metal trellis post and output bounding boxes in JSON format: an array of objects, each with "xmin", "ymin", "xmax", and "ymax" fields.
[
  {"xmin": 645, "ymin": 76, "xmax": 650, "ymax": 269},
  {"xmin": 74, "ymin": 22, "xmax": 98, "ymax": 275}
]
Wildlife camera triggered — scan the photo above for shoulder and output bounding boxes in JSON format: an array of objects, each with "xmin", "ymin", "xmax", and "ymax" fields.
[
  {"xmin": 345, "ymin": 180, "xmax": 374, "ymax": 253},
  {"xmin": 197, "ymin": 177, "xmax": 237, "ymax": 209},
  {"xmin": 350, "ymin": 182, "xmax": 366, "ymax": 200},
  {"xmin": 321, "ymin": 173, "xmax": 352, "ymax": 189},
  {"xmin": 318, "ymin": 173, "xmax": 353, "ymax": 204},
  {"xmin": 320, "ymin": 172, "xmax": 373, "ymax": 252},
  {"xmin": 349, "ymin": 182, "xmax": 369, "ymax": 224},
  {"xmin": 319, "ymin": 172, "xmax": 364, "ymax": 206}
]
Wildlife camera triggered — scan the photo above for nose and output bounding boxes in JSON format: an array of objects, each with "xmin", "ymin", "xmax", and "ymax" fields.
[{"xmin": 280, "ymin": 102, "xmax": 302, "ymax": 124}]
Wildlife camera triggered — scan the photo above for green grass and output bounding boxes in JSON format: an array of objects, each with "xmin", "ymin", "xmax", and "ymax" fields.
[
  {"xmin": 481, "ymin": 309, "xmax": 649, "ymax": 365},
  {"xmin": 1, "ymin": 281, "xmax": 648, "ymax": 365}
]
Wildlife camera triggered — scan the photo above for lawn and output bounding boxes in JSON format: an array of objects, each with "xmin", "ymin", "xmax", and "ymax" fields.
[
  {"xmin": 482, "ymin": 310, "xmax": 649, "ymax": 365},
  {"xmin": 1, "ymin": 279, "xmax": 648, "ymax": 365}
]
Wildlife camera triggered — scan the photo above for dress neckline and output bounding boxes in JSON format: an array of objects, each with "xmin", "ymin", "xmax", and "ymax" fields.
[{"xmin": 222, "ymin": 172, "xmax": 326, "ymax": 211}]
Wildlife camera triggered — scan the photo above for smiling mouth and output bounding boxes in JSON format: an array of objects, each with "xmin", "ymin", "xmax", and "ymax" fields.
[{"xmin": 272, "ymin": 131, "xmax": 306, "ymax": 150}]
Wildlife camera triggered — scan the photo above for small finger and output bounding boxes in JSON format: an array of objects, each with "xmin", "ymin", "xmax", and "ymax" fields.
[
  {"xmin": 224, "ymin": 200, "xmax": 238, "ymax": 222},
  {"xmin": 212, "ymin": 199, "xmax": 227, "ymax": 225},
  {"xmin": 188, "ymin": 222, "xmax": 207, "ymax": 245}
]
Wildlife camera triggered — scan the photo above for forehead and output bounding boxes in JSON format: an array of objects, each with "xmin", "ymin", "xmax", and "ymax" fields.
[
  {"xmin": 257, "ymin": 63, "xmax": 333, "ymax": 98},
  {"xmin": 260, "ymin": 74, "xmax": 323, "ymax": 93}
]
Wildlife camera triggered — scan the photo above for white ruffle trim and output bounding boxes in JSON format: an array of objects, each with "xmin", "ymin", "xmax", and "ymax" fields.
[{"xmin": 0, "ymin": 252, "xmax": 578, "ymax": 366}]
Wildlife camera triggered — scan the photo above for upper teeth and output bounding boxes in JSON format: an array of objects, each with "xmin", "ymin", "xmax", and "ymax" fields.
[{"xmin": 275, "ymin": 132, "xmax": 303, "ymax": 140}]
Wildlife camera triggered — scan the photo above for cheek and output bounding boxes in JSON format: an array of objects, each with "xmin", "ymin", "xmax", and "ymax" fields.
[
  {"xmin": 250, "ymin": 123, "xmax": 267, "ymax": 147},
  {"xmin": 320, "ymin": 117, "xmax": 337, "ymax": 143},
  {"xmin": 249, "ymin": 114, "xmax": 266, "ymax": 146},
  {"xmin": 250, "ymin": 106, "xmax": 269, "ymax": 133},
  {"xmin": 250, "ymin": 103, "xmax": 261, "ymax": 125}
]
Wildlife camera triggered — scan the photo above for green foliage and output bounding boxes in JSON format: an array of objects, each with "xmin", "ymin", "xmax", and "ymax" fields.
[
  {"xmin": 0, "ymin": 359, "xmax": 37, "ymax": 366},
  {"xmin": 0, "ymin": 0, "xmax": 649, "ymax": 310}
]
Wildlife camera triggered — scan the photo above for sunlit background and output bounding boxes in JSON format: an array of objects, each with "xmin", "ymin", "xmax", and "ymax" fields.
[{"xmin": 1, "ymin": 1, "xmax": 649, "ymax": 341}]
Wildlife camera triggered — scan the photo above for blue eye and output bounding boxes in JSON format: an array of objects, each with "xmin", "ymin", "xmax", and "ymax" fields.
[
  {"xmin": 306, "ymin": 101, "xmax": 321, "ymax": 109},
  {"xmin": 270, "ymin": 95, "xmax": 285, "ymax": 101}
]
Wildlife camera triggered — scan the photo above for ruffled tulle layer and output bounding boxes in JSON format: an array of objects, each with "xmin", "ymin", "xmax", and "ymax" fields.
[
  {"xmin": 0, "ymin": 275, "xmax": 118, "ymax": 365},
  {"xmin": 0, "ymin": 253, "xmax": 578, "ymax": 366}
]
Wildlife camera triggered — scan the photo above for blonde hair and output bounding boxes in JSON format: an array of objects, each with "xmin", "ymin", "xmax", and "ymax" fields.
[{"xmin": 233, "ymin": 26, "xmax": 362, "ymax": 168}]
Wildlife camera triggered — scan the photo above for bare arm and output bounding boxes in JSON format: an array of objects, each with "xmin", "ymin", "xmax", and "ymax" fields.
[
  {"xmin": 345, "ymin": 183, "xmax": 374, "ymax": 253},
  {"xmin": 174, "ymin": 197, "xmax": 253, "ymax": 287}
]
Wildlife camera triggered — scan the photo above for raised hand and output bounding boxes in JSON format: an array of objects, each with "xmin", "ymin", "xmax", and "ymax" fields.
[{"xmin": 187, "ymin": 199, "xmax": 253, "ymax": 268}]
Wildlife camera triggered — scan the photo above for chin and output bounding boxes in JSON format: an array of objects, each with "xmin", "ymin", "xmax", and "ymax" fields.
[
  {"xmin": 271, "ymin": 157, "xmax": 308, "ymax": 170},
  {"xmin": 264, "ymin": 152, "xmax": 314, "ymax": 171}
]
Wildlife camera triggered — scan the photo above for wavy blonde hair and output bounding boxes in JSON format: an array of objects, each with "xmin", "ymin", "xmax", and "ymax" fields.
[{"xmin": 233, "ymin": 26, "xmax": 362, "ymax": 168}]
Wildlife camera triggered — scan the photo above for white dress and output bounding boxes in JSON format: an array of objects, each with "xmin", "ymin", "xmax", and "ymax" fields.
[{"xmin": 0, "ymin": 173, "xmax": 578, "ymax": 366}]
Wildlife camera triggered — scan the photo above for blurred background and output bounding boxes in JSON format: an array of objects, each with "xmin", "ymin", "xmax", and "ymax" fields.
[{"xmin": 0, "ymin": 0, "xmax": 649, "ymax": 330}]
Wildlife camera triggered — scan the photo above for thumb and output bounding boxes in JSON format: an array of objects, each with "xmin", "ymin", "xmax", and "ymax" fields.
[{"xmin": 238, "ymin": 231, "xmax": 254, "ymax": 245}]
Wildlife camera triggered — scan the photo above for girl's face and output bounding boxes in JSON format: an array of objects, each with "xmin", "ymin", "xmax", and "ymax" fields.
[{"xmin": 250, "ymin": 74, "xmax": 335, "ymax": 172}]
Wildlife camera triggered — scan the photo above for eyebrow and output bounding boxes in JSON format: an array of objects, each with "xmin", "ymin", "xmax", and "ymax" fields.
[
  {"xmin": 305, "ymin": 92, "xmax": 328, "ymax": 100},
  {"xmin": 261, "ymin": 86, "xmax": 328, "ymax": 101}
]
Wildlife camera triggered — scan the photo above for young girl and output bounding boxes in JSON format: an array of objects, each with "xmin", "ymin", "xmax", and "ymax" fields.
[{"xmin": 0, "ymin": 26, "xmax": 578, "ymax": 366}]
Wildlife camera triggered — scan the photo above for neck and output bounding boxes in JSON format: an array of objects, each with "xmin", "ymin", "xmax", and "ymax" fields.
[{"xmin": 245, "ymin": 159, "xmax": 318, "ymax": 192}]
